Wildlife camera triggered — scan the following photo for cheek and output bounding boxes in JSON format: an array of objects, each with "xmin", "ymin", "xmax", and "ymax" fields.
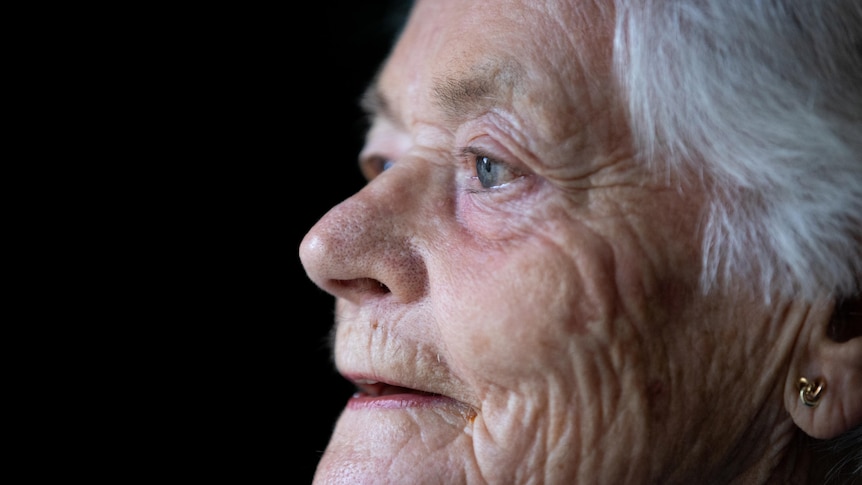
[
  {"xmin": 431, "ymin": 230, "xmax": 654, "ymax": 478},
  {"xmin": 435, "ymin": 228, "xmax": 619, "ymax": 388}
]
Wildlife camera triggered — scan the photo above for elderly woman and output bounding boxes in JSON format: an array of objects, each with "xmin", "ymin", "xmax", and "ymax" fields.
[{"xmin": 300, "ymin": 0, "xmax": 862, "ymax": 483}]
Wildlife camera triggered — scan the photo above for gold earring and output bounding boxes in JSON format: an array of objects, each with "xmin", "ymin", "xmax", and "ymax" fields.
[{"xmin": 797, "ymin": 377, "xmax": 824, "ymax": 407}]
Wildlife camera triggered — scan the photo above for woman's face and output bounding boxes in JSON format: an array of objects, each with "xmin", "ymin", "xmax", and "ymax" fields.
[{"xmin": 301, "ymin": 0, "xmax": 791, "ymax": 482}]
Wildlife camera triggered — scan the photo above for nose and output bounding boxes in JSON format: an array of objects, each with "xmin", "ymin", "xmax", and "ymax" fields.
[{"xmin": 299, "ymin": 171, "xmax": 429, "ymax": 304}]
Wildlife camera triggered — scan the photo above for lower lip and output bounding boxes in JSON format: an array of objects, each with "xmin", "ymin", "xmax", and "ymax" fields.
[{"xmin": 346, "ymin": 392, "xmax": 455, "ymax": 410}]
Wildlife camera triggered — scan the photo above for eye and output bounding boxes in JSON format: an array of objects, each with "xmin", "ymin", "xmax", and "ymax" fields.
[
  {"xmin": 359, "ymin": 155, "xmax": 395, "ymax": 181},
  {"xmin": 474, "ymin": 154, "xmax": 520, "ymax": 189}
]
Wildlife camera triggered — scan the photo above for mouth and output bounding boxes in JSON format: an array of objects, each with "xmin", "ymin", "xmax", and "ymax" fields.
[
  {"xmin": 354, "ymin": 379, "xmax": 440, "ymax": 397},
  {"xmin": 346, "ymin": 377, "xmax": 457, "ymax": 410}
]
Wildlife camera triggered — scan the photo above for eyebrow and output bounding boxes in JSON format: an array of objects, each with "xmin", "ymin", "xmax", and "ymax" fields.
[
  {"xmin": 359, "ymin": 60, "xmax": 524, "ymax": 126},
  {"xmin": 359, "ymin": 72, "xmax": 396, "ymax": 126}
]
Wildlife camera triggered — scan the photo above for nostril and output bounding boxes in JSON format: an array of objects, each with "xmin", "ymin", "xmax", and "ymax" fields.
[{"xmin": 330, "ymin": 278, "xmax": 391, "ymax": 295}]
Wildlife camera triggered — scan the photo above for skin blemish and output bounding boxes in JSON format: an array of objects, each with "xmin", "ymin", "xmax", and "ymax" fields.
[{"xmin": 462, "ymin": 406, "xmax": 478, "ymax": 435}]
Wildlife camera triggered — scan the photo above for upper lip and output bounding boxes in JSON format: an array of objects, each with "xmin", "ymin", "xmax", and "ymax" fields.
[{"xmin": 332, "ymin": 313, "xmax": 475, "ymax": 406}]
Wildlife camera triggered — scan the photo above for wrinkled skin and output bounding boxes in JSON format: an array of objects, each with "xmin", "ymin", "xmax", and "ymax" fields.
[{"xmin": 299, "ymin": 0, "xmax": 838, "ymax": 483}]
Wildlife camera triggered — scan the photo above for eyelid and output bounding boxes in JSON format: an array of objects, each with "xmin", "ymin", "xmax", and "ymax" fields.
[{"xmin": 457, "ymin": 145, "xmax": 491, "ymax": 161}]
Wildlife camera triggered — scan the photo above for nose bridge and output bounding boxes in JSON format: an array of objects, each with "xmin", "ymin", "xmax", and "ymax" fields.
[{"xmin": 299, "ymin": 163, "xmax": 432, "ymax": 304}]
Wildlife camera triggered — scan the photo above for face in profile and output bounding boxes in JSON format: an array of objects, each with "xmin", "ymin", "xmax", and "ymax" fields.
[{"xmin": 299, "ymin": 0, "xmax": 832, "ymax": 483}]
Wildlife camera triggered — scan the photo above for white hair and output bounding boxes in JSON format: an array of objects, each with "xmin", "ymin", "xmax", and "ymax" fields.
[{"xmin": 614, "ymin": 0, "xmax": 862, "ymax": 300}]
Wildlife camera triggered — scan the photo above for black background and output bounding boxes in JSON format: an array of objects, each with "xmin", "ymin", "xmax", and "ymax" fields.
[
  {"xmin": 159, "ymin": 2, "xmax": 414, "ymax": 481},
  {"xmin": 56, "ymin": 3, "xmax": 411, "ymax": 484},
  {"xmin": 294, "ymin": 2, "xmax": 410, "ymax": 482}
]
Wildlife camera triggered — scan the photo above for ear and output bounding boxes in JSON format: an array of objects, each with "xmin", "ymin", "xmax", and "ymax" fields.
[{"xmin": 787, "ymin": 295, "xmax": 862, "ymax": 439}]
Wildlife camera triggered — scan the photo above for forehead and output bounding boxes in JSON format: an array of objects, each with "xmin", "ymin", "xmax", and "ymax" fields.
[{"xmin": 374, "ymin": 0, "xmax": 616, "ymax": 142}]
